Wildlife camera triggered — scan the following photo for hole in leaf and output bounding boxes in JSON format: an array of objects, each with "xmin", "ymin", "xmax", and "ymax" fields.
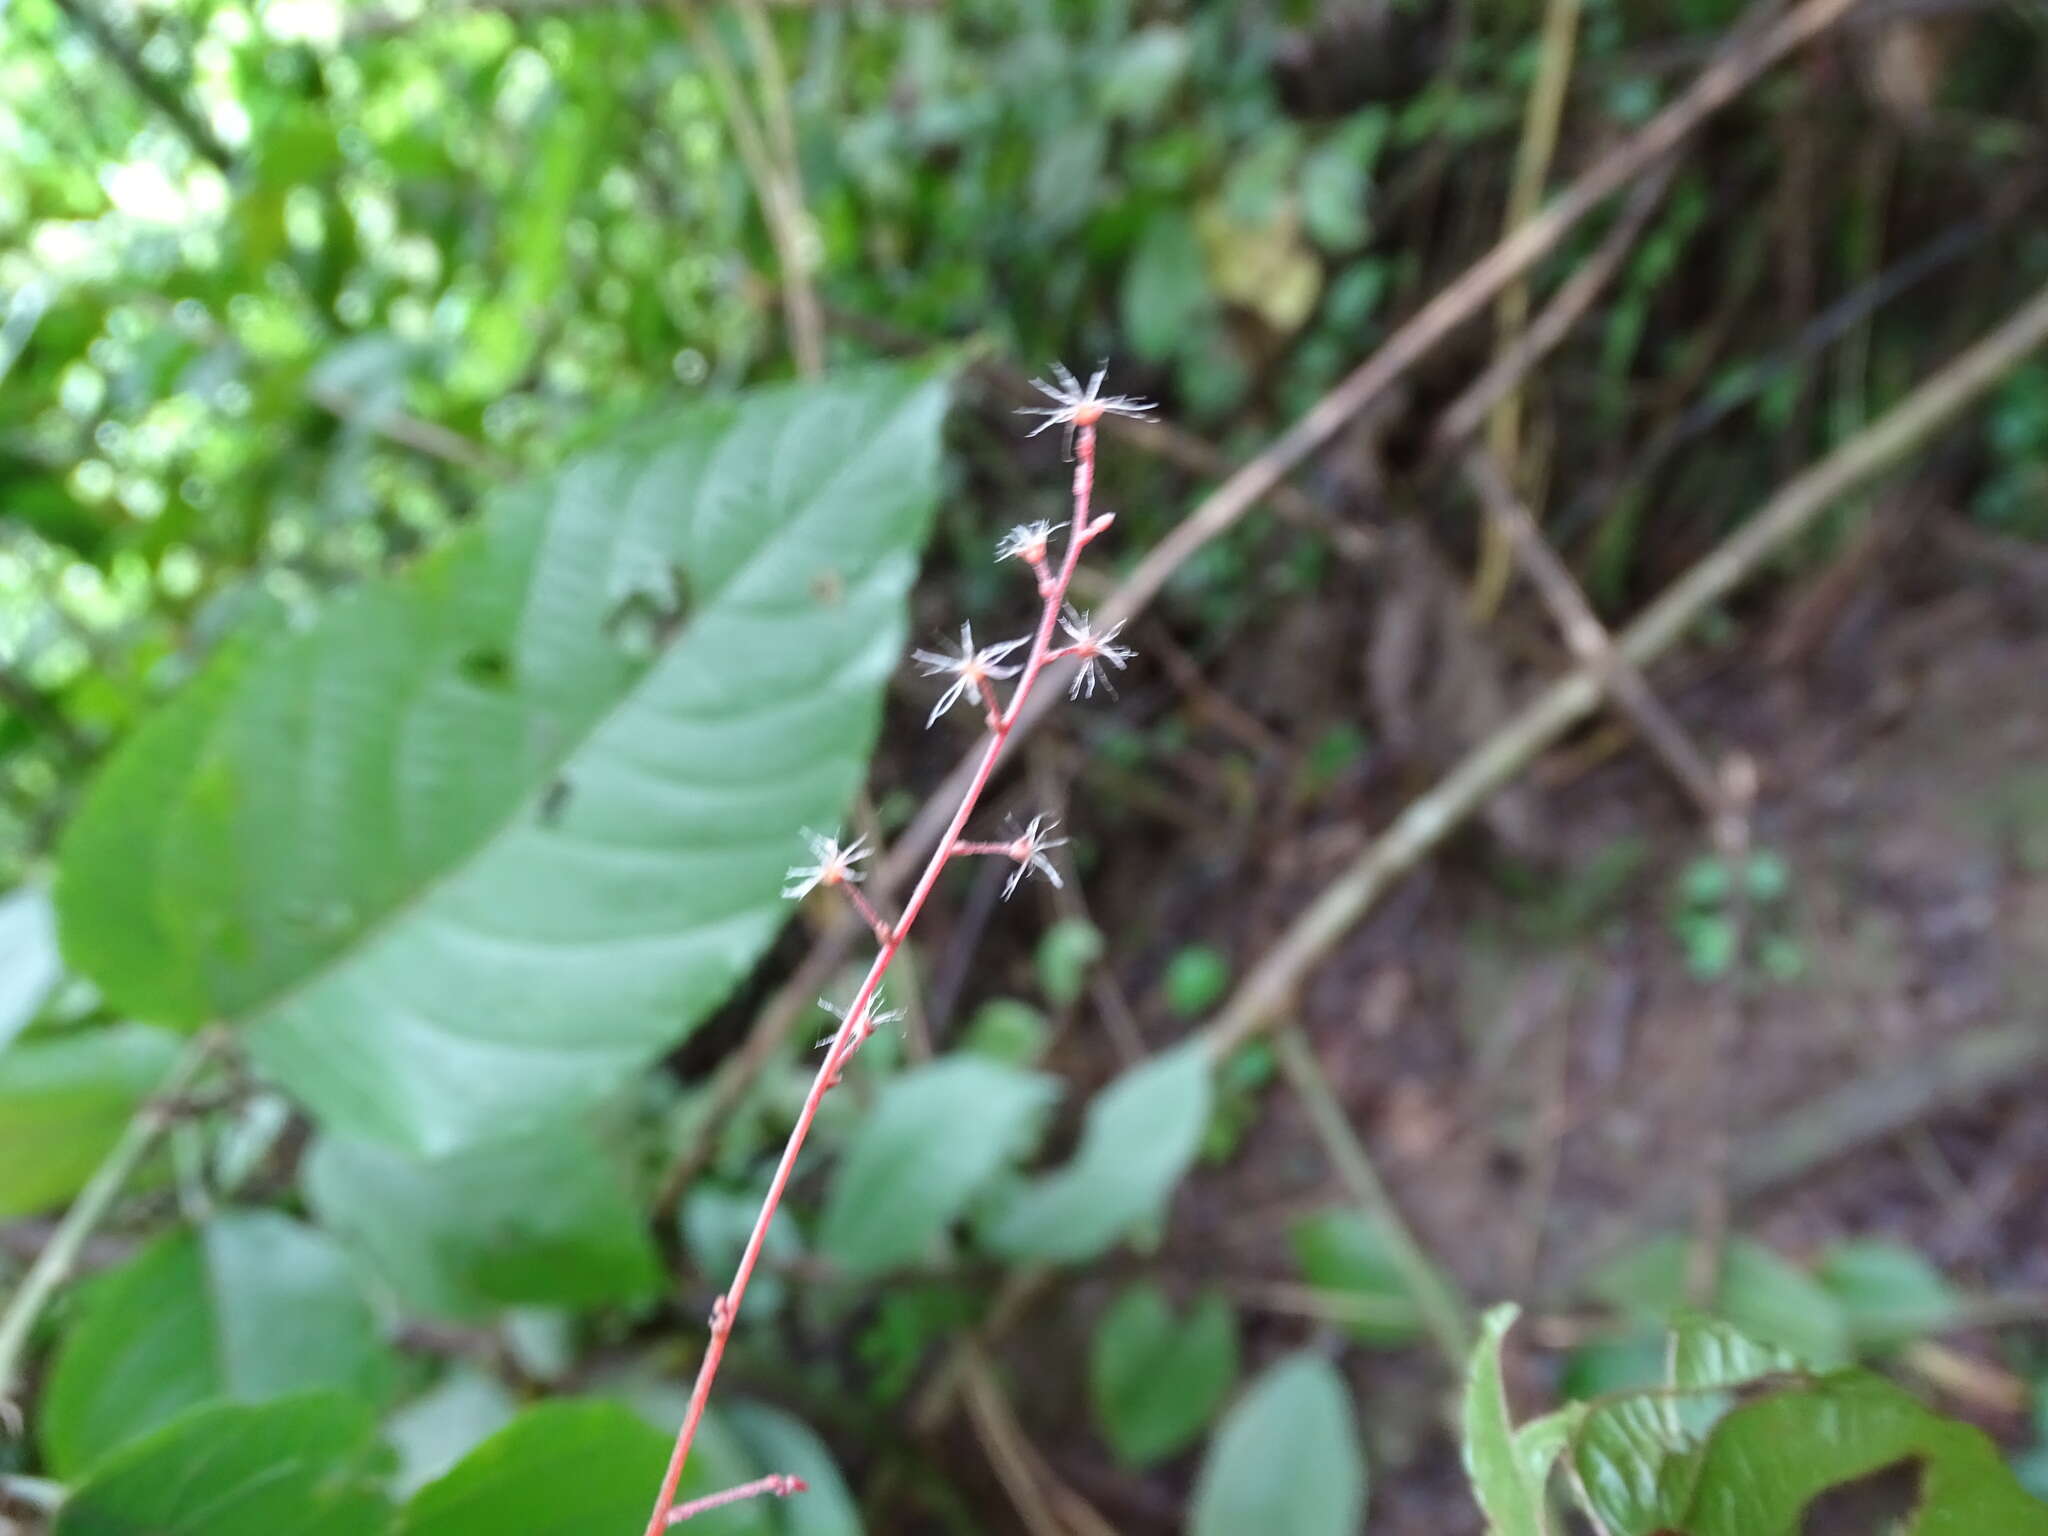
[
  {"xmin": 1798, "ymin": 1457, "xmax": 1923, "ymax": 1535},
  {"xmin": 538, "ymin": 775, "xmax": 573, "ymax": 826},
  {"xmin": 458, "ymin": 646, "xmax": 512, "ymax": 689},
  {"xmin": 604, "ymin": 567, "xmax": 694, "ymax": 661}
]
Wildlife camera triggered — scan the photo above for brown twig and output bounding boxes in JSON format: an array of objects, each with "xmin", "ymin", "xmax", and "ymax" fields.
[
  {"xmin": 960, "ymin": 1347, "xmax": 1121, "ymax": 1536},
  {"xmin": 1686, "ymin": 754, "xmax": 1757, "ymax": 1306},
  {"xmin": 1201, "ymin": 276, "xmax": 2048, "ymax": 1062},
  {"xmin": 1460, "ymin": 447, "xmax": 1725, "ymax": 820},
  {"xmin": 1273, "ymin": 1026, "xmax": 1473, "ymax": 1366},
  {"xmin": 49, "ymin": 0, "xmax": 233, "ymax": 170},
  {"xmin": 309, "ymin": 382, "xmax": 506, "ymax": 475},
  {"xmin": 1430, "ymin": 155, "xmax": 1679, "ymax": 460}
]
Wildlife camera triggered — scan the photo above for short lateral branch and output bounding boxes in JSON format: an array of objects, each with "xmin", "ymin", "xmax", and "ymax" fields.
[{"xmin": 666, "ymin": 1473, "xmax": 807, "ymax": 1524}]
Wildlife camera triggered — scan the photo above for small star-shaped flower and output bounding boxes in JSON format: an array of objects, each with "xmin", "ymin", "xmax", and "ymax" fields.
[
  {"xmin": 995, "ymin": 520, "xmax": 1066, "ymax": 566},
  {"xmin": 1018, "ymin": 361, "xmax": 1154, "ymax": 453},
  {"xmin": 781, "ymin": 830, "xmax": 869, "ymax": 900},
  {"xmin": 911, "ymin": 621, "xmax": 1029, "ymax": 727},
  {"xmin": 1057, "ymin": 605, "xmax": 1135, "ymax": 699},
  {"xmin": 1001, "ymin": 814, "xmax": 1069, "ymax": 899},
  {"xmin": 816, "ymin": 992, "xmax": 905, "ymax": 1050}
]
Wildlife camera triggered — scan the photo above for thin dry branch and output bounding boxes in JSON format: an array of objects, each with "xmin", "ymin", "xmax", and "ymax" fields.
[
  {"xmin": 51, "ymin": 0, "xmax": 233, "ymax": 170},
  {"xmin": 1431, "ymin": 155, "xmax": 1678, "ymax": 459},
  {"xmin": 1274, "ymin": 1027, "xmax": 1473, "ymax": 1366},
  {"xmin": 1459, "ymin": 447, "xmax": 1724, "ymax": 820},
  {"xmin": 1202, "ymin": 277, "xmax": 2048, "ymax": 1060}
]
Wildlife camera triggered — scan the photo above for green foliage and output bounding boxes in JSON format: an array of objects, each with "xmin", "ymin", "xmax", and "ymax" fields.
[
  {"xmin": 1568, "ymin": 1314, "xmax": 1802, "ymax": 1536},
  {"xmin": 1975, "ymin": 363, "xmax": 2048, "ymax": 537},
  {"xmin": 383, "ymin": 1367, "xmax": 520, "ymax": 1497},
  {"xmin": 1592, "ymin": 1233, "xmax": 1849, "ymax": 1366},
  {"xmin": 1200, "ymin": 1039, "xmax": 1274, "ymax": 1162},
  {"xmin": 1189, "ymin": 1352, "xmax": 1367, "ymax": 1536},
  {"xmin": 979, "ymin": 1041, "xmax": 1211, "ymax": 1264},
  {"xmin": 1088, "ymin": 1282, "xmax": 1238, "ymax": 1467},
  {"xmin": 52, "ymin": 1393, "xmax": 393, "ymax": 1536},
  {"xmin": 41, "ymin": 1211, "xmax": 393, "ymax": 1477},
  {"xmin": 1033, "ymin": 918, "xmax": 1105, "ymax": 1010},
  {"xmin": 817, "ymin": 1054, "xmax": 1055, "ymax": 1276},
  {"xmin": 0, "ymin": 1023, "xmax": 179, "ymax": 1217},
  {"xmin": 55, "ymin": 370, "xmax": 949, "ymax": 1154},
  {"xmin": 1461, "ymin": 1309, "xmax": 2048, "ymax": 1535},
  {"xmin": 1669, "ymin": 849, "xmax": 1802, "ymax": 983},
  {"xmin": 0, "ymin": 883, "xmax": 59, "ymax": 1051},
  {"xmin": 7, "ymin": 3, "xmax": 2045, "ymax": 1529},
  {"xmin": 393, "ymin": 1400, "xmax": 684, "ymax": 1536},
  {"xmin": 1686, "ymin": 1372, "xmax": 2048, "ymax": 1534},
  {"xmin": 1816, "ymin": 1239, "xmax": 1964, "ymax": 1348},
  {"xmin": 1289, "ymin": 1208, "xmax": 1425, "ymax": 1347},
  {"xmin": 1161, "ymin": 943, "xmax": 1231, "ymax": 1018},
  {"xmin": 1121, "ymin": 211, "xmax": 1211, "ymax": 364},
  {"xmin": 392, "ymin": 1395, "xmax": 854, "ymax": 1535},
  {"xmin": 302, "ymin": 1117, "xmax": 663, "ymax": 1320},
  {"xmin": 959, "ymin": 997, "xmax": 1052, "ymax": 1066}
]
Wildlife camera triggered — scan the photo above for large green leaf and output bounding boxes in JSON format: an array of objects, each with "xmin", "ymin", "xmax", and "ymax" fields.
[
  {"xmin": 398, "ymin": 1398, "xmax": 768, "ymax": 1536},
  {"xmin": 0, "ymin": 1023, "xmax": 180, "ymax": 1218},
  {"xmin": 56, "ymin": 369, "xmax": 950, "ymax": 1153},
  {"xmin": 980, "ymin": 1041, "xmax": 1212, "ymax": 1264},
  {"xmin": 1685, "ymin": 1371, "xmax": 2048, "ymax": 1534},
  {"xmin": 40, "ymin": 1211, "xmax": 394, "ymax": 1476},
  {"xmin": 302, "ymin": 1115, "xmax": 662, "ymax": 1319},
  {"xmin": 1189, "ymin": 1352, "xmax": 1366, "ymax": 1536},
  {"xmin": 817, "ymin": 1054, "xmax": 1055, "ymax": 1276},
  {"xmin": 0, "ymin": 883, "xmax": 60, "ymax": 1051},
  {"xmin": 1090, "ymin": 1282, "xmax": 1238, "ymax": 1467},
  {"xmin": 53, "ymin": 1392, "xmax": 393, "ymax": 1536},
  {"xmin": 1568, "ymin": 1314, "xmax": 1801, "ymax": 1535}
]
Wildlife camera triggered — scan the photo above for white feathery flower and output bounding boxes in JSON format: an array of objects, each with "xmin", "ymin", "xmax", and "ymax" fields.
[
  {"xmin": 1017, "ymin": 361, "xmax": 1154, "ymax": 452},
  {"xmin": 781, "ymin": 830, "xmax": 869, "ymax": 900},
  {"xmin": 995, "ymin": 520, "xmax": 1065, "ymax": 566},
  {"xmin": 1057, "ymin": 605, "xmax": 1135, "ymax": 699},
  {"xmin": 816, "ymin": 992, "xmax": 905, "ymax": 1050},
  {"xmin": 911, "ymin": 621, "xmax": 1029, "ymax": 727},
  {"xmin": 1001, "ymin": 814, "xmax": 1069, "ymax": 899}
]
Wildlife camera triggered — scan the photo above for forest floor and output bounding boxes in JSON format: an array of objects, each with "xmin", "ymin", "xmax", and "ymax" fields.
[{"xmin": 964, "ymin": 516, "xmax": 2048, "ymax": 1534}]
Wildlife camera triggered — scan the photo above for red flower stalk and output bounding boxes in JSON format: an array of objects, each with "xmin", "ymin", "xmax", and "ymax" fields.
[{"xmin": 640, "ymin": 366, "xmax": 1151, "ymax": 1532}]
